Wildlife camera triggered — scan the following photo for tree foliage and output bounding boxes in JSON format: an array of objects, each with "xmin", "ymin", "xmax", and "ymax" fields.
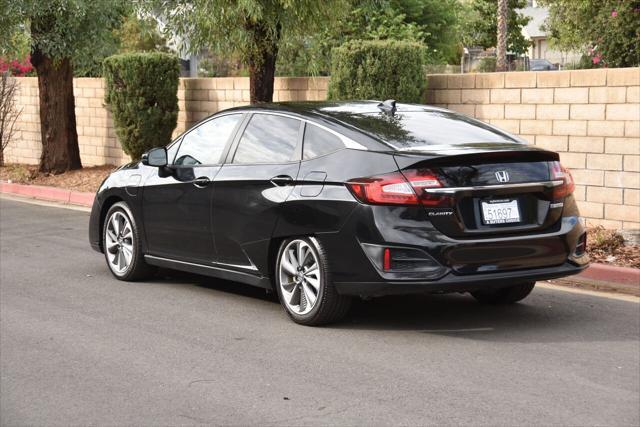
[
  {"xmin": 461, "ymin": 0, "xmax": 531, "ymax": 55},
  {"xmin": 146, "ymin": 0, "xmax": 349, "ymax": 102},
  {"xmin": 116, "ymin": 15, "xmax": 169, "ymax": 54},
  {"xmin": 328, "ymin": 40, "xmax": 427, "ymax": 103},
  {"xmin": 103, "ymin": 53, "xmax": 180, "ymax": 161},
  {"xmin": 278, "ymin": 0, "xmax": 462, "ymax": 76},
  {"xmin": 0, "ymin": 0, "xmax": 127, "ymax": 63},
  {"xmin": 0, "ymin": 0, "xmax": 128, "ymax": 173},
  {"xmin": 539, "ymin": 0, "xmax": 640, "ymax": 68}
]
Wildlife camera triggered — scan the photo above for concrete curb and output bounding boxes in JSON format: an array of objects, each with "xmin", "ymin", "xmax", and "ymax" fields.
[
  {"xmin": 0, "ymin": 182, "xmax": 94, "ymax": 207},
  {"xmin": 578, "ymin": 263, "xmax": 640, "ymax": 286}
]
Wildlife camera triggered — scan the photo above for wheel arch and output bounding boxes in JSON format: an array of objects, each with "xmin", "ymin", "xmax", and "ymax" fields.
[{"xmin": 98, "ymin": 195, "xmax": 124, "ymax": 251}]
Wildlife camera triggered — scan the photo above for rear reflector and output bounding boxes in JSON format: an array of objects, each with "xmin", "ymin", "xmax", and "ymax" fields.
[
  {"xmin": 574, "ymin": 232, "xmax": 587, "ymax": 256},
  {"xmin": 346, "ymin": 169, "xmax": 453, "ymax": 207},
  {"xmin": 550, "ymin": 161, "xmax": 575, "ymax": 199},
  {"xmin": 383, "ymin": 248, "xmax": 392, "ymax": 271}
]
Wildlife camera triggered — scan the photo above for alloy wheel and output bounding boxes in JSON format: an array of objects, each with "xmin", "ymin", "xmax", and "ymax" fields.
[
  {"xmin": 278, "ymin": 239, "xmax": 321, "ymax": 315},
  {"xmin": 105, "ymin": 211, "xmax": 134, "ymax": 275}
]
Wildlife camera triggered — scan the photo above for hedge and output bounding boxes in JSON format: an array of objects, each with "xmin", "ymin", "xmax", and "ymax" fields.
[
  {"xmin": 327, "ymin": 40, "xmax": 427, "ymax": 103},
  {"xmin": 103, "ymin": 52, "xmax": 180, "ymax": 161}
]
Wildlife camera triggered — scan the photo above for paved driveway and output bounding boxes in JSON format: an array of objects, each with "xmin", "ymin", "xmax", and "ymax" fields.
[{"xmin": 1, "ymin": 198, "xmax": 638, "ymax": 425}]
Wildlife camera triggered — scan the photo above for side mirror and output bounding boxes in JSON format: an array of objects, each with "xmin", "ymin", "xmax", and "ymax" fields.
[{"xmin": 142, "ymin": 147, "xmax": 168, "ymax": 167}]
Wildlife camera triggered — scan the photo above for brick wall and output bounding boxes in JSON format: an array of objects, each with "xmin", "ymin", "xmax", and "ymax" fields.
[
  {"xmin": 425, "ymin": 68, "xmax": 640, "ymax": 230},
  {"xmin": 4, "ymin": 69, "xmax": 639, "ymax": 229},
  {"xmin": 4, "ymin": 76, "xmax": 329, "ymax": 166}
]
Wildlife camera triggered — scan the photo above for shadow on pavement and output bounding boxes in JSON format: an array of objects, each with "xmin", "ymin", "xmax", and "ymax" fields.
[{"xmin": 145, "ymin": 269, "xmax": 638, "ymax": 344}]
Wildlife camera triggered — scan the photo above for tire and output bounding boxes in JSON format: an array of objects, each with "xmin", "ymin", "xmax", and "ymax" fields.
[
  {"xmin": 103, "ymin": 201, "xmax": 155, "ymax": 281},
  {"xmin": 274, "ymin": 237, "xmax": 351, "ymax": 326},
  {"xmin": 471, "ymin": 281, "xmax": 536, "ymax": 304}
]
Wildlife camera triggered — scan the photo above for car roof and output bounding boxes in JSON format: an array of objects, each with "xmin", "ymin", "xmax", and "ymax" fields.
[
  {"xmin": 224, "ymin": 100, "xmax": 448, "ymax": 118},
  {"xmin": 219, "ymin": 101, "xmax": 453, "ymax": 150}
]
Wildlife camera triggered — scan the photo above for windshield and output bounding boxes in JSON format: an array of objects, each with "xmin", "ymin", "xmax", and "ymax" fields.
[{"xmin": 338, "ymin": 111, "xmax": 521, "ymax": 149}]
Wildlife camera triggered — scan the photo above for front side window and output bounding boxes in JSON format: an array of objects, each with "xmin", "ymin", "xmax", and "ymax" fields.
[
  {"xmin": 303, "ymin": 124, "xmax": 345, "ymax": 159},
  {"xmin": 174, "ymin": 114, "xmax": 242, "ymax": 166},
  {"xmin": 233, "ymin": 114, "xmax": 300, "ymax": 164}
]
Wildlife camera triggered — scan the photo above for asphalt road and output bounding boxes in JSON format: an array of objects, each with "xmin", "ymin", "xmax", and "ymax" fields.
[{"xmin": 1, "ymin": 197, "xmax": 639, "ymax": 426}]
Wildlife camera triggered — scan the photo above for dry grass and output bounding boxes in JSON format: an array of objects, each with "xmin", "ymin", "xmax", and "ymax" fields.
[
  {"xmin": 587, "ymin": 226, "xmax": 639, "ymax": 268},
  {"xmin": 0, "ymin": 163, "xmax": 115, "ymax": 193}
]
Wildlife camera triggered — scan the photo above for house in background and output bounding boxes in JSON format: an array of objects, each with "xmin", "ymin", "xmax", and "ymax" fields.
[{"xmin": 520, "ymin": 0, "xmax": 581, "ymax": 67}]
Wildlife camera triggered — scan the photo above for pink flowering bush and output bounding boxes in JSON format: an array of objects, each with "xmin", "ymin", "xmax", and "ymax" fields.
[
  {"xmin": 0, "ymin": 56, "xmax": 34, "ymax": 77},
  {"xmin": 540, "ymin": 0, "xmax": 640, "ymax": 68}
]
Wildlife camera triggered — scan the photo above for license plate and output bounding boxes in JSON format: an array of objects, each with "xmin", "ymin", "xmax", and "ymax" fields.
[{"xmin": 481, "ymin": 199, "xmax": 520, "ymax": 225}]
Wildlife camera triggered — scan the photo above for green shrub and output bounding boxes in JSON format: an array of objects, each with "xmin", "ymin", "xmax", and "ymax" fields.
[
  {"xmin": 103, "ymin": 52, "xmax": 180, "ymax": 160},
  {"xmin": 475, "ymin": 57, "xmax": 496, "ymax": 73},
  {"xmin": 328, "ymin": 40, "xmax": 427, "ymax": 103}
]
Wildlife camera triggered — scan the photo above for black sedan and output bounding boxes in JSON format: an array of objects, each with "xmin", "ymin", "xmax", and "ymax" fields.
[{"xmin": 89, "ymin": 101, "xmax": 589, "ymax": 325}]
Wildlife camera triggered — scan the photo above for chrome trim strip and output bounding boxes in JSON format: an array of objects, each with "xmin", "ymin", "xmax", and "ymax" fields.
[
  {"xmin": 215, "ymin": 260, "xmax": 259, "ymax": 271},
  {"xmin": 144, "ymin": 255, "xmax": 258, "ymax": 272},
  {"xmin": 425, "ymin": 180, "xmax": 564, "ymax": 194}
]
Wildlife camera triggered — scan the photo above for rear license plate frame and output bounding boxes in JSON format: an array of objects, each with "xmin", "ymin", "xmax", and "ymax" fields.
[{"xmin": 480, "ymin": 198, "xmax": 521, "ymax": 225}]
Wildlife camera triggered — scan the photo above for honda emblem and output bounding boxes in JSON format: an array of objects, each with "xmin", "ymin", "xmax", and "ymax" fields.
[{"xmin": 495, "ymin": 170, "xmax": 510, "ymax": 183}]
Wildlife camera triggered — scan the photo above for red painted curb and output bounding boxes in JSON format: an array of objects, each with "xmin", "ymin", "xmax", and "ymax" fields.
[
  {"xmin": 0, "ymin": 182, "xmax": 94, "ymax": 207},
  {"xmin": 578, "ymin": 263, "xmax": 640, "ymax": 286}
]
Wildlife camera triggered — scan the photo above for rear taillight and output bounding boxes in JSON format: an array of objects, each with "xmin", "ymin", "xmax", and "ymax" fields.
[
  {"xmin": 346, "ymin": 169, "xmax": 453, "ymax": 207},
  {"xmin": 550, "ymin": 161, "xmax": 575, "ymax": 199}
]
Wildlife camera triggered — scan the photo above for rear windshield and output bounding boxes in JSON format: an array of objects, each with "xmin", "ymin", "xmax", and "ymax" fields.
[{"xmin": 341, "ymin": 111, "xmax": 520, "ymax": 149}]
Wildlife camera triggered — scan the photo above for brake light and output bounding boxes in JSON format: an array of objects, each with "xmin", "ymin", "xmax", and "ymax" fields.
[
  {"xmin": 383, "ymin": 248, "xmax": 392, "ymax": 271},
  {"xmin": 550, "ymin": 161, "xmax": 575, "ymax": 199},
  {"xmin": 346, "ymin": 169, "xmax": 453, "ymax": 207}
]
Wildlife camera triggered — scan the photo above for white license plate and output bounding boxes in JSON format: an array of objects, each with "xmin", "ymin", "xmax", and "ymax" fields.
[{"xmin": 481, "ymin": 199, "xmax": 520, "ymax": 225}]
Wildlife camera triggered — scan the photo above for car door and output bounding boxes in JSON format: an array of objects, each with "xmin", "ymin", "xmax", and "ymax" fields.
[
  {"xmin": 142, "ymin": 113, "xmax": 244, "ymax": 263},
  {"xmin": 212, "ymin": 113, "xmax": 303, "ymax": 273}
]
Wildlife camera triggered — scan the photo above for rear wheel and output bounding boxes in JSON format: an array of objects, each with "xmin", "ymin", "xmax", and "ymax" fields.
[
  {"xmin": 275, "ymin": 237, "xmax": 351, "ymax": 326},
  {"xmin": 103, "ymin": 202, "xmax": 155, "ymax": 281},
  {"xmin": 471, "ymin": 281, "xmax": 535, "ymax": 304}
]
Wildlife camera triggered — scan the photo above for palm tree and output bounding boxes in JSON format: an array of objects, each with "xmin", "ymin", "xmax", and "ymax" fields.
[{"xmin": 496, "ymin": 0, "xmax": 508, "ymax": 71}]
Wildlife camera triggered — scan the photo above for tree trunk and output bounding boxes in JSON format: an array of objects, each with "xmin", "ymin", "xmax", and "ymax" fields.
[
  {"xmin": 31, "ymin": 46, "xmax": 82, "ymax": 174},
  {"xmin": 248, "ymin": 47, "xmax": 278, "ymax": 104},
  {"xmin": 246, "ymin": 21, "xmax": 280, "ymax": 104},
  {"xmin": 496, "ymin": 0, "xmax": 509, "ymax": 72}
]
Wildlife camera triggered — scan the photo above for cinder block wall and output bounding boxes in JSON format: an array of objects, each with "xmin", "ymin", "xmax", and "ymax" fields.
[
  {"xmin": 5, "ymin": 76, "xmax": 329, "ymax": 167},
  {"xmin": 5, "ymin": 69, "xmax": 639, "ymax": 229},
  {"xmin": 425, "ymin": 68, "xmax": 640, "ymax": 230}
]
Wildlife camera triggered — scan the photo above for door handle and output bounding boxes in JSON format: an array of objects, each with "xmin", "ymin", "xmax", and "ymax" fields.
[
  {"xmin": 193, "ymin": 176, "xmax": 211, "ymax": 188},
  {"xmin": 270, "ymin": 175, "xmax": 294, "ymax": 186}
]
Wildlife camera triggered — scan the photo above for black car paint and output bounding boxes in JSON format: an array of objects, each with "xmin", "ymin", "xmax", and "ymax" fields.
[{"xmin": 89, "ymin": 101, "xmax": 588, "ymax": 296}]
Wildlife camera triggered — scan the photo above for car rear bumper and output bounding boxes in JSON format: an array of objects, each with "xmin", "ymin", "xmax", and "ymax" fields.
[
  {"xmin": 317, "ymin": 202, "xmax": 588, "ymax": 296},
  {"xmin": 334, "ymin": 260, "xmax": 588, "ymax": 296}
]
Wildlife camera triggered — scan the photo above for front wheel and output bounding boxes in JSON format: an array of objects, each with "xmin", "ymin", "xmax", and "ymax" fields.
[
  {"xmin": 103, "ymin": 202, "xmax": 155, "ymax": 281},
  {"xmin": 471, "ymin": 281, "xmax": 536, "ymax": 304},
  {"xmin": 275, "ymin": 237, "xmax": 351, "ymax": 326}
]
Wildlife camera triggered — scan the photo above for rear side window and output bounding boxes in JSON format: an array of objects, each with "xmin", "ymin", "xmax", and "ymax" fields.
[
  {"xmin": 233, "ymin": 114, "xmax": 300, "ymax": 164},
  {"xmin": 303, "ymin": 124, "xmax": 345, "ymax": 159},
  {"xmin": 174, "ymin": 114, "xmax": 242, "ymax": 165}
]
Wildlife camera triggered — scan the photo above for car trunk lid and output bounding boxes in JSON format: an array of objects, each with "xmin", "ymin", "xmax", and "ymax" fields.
[{"xmin": 393, "ymin": 145, "xmax": 563, "ymax": 240}]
